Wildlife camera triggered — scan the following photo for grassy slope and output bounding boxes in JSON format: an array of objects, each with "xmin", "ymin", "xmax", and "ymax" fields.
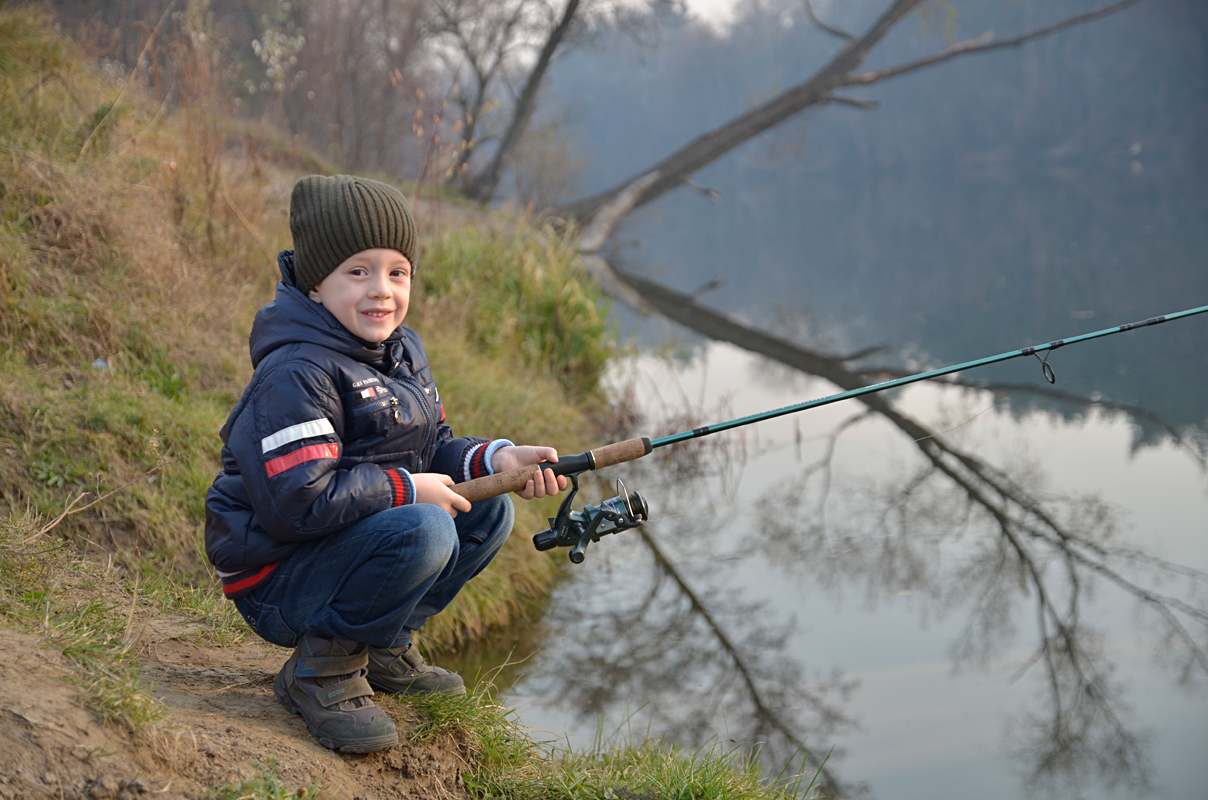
[
  {"xmin": 0, "ymin": 11, "xmax": 814, "ymax": 798},
  {"xmin": 0, "ymin": 9, "xmax": 609, "ymax": 653}
]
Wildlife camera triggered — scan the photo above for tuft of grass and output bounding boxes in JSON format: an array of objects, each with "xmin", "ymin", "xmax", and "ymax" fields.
[
  {"xmin": 139, "ymin": 569, "xmax": 249, "ymax": 646},
  {"xmin": 206, "ymin": 759, "xmax": 327, "ymax": 800},
  {"xmin": 419, "ymin": 224, "xmax": 616, "ymax": 398},
  {"xmin": 0, "ymin": 507, "xmax": 164, "ymax": 737},
  {"xmin": 399, "ymin": 685, "xmax": 821, "ymax": 800}
]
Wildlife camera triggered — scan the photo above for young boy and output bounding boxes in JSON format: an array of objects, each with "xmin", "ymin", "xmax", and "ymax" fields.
[{"xmin": 204, "ymin": 174, "xmax": 566, "ymax": 753}]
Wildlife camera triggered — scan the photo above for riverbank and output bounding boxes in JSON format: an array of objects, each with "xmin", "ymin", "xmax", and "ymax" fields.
[{"xmin": 0, "ymin": 9, "xmax": 815, "ymax": 798}]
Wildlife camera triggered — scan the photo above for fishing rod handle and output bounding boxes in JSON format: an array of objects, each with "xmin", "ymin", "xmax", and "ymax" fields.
[{"xmin": 451, "ymin": 437, "xmax": 652, "ymax": 502}]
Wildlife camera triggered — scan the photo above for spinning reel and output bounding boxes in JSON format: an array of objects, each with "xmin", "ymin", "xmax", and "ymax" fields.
[{"xmin": 532, "ymin": 474, "xmax": 649, "ymax": 563}]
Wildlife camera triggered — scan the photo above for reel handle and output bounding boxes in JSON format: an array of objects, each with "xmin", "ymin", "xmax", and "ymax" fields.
[{"xmin": 452, "ymin": 437, "xmax": 652, "ymax": 502}]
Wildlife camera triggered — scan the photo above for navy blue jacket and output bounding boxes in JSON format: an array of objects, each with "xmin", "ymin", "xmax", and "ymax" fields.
[{"xmin": 205, "ymin": 251, "xmax": 502, "ymax": 597}]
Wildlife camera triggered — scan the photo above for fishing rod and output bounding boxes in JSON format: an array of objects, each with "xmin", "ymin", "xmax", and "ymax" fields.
[{"xmin": 452, "ymin": 303, "xmax": 1208, "ymax": 563}]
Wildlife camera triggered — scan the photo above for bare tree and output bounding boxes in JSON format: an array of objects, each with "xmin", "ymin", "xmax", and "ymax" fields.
[
  {"xmin": 558, "ymin": 0, "xmax": 1142, "ymax": 221},
  {"xmin": 430, "ymin": 0, "xmax": 669, "ymax": 202},
  {"xmin": 277, "ymin": 0, "xmax": 428, "ymax": 175}
]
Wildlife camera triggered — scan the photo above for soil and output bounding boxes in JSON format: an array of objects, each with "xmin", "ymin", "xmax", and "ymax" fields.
[{"xmin": 0, "ymin": 614, "xmax": 474, "ymax": 800}]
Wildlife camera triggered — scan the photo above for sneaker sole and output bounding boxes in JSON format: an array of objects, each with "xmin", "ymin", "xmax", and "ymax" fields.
[{"xmin": 273, "ymin": 669, "xmax": 399, "ymax": 753}]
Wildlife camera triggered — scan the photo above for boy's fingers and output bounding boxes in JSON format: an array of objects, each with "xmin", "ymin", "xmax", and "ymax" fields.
[{"xmin": 450, "ymin": 489, "xmax": 472, "ymax": 512}]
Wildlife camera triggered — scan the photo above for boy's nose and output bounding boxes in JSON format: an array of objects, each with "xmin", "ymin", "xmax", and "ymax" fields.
[{"xmin": 367, "ymin": 276, "xmax": 392, "ymax": 298}]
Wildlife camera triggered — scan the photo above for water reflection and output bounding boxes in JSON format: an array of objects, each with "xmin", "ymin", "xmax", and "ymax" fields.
[{"xmin": 499, "ymin": 345, "xmax": 1208, "ymax": 799}]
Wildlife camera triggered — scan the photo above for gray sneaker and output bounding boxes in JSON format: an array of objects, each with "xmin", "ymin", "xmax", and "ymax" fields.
[
  {"xmin": 273, "ymin": 634, "xmax": 399, "ymax": 752},
  {"xmin": 367, "ymin": 642, "xmax": 466, "ymax": 696}
]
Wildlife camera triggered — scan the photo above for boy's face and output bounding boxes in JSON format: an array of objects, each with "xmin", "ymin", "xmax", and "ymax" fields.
[{"xmin": 307, "ymin": 248, "xmax": 411, "ymax": 343}]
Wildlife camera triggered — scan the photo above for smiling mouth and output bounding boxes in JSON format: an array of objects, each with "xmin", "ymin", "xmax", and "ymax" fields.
[{"xmin": 361, "ymin": 310, "xmax": 394, "ymax": 319}]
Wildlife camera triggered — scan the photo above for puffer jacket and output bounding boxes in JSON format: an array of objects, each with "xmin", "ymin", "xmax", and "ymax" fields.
[{"xmin": 204, "ymin": 251, "xmax": 508, "ymax": 598}]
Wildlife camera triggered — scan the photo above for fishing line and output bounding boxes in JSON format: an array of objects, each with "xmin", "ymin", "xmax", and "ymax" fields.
[
  {"xmin": 648, "ymin": 337, "xmax": 1208, "ymax": 524},
  {"xmin": 472, "ymin": 303, "xmax": 1208, "ymax": 563},
  {"xmin": 652, "ymin": 387, "xmax": 1012, "ymax": 523}
]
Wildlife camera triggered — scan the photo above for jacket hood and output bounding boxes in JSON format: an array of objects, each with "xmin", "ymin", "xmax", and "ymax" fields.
[{"xmin": 249, "ymin": 250, "xmax": 407, "ymax": 370}]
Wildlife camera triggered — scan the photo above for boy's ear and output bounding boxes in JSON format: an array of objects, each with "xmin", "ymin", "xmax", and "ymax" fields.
[{"xmin": 307, "ymin": 287, "xmax": 322, "ymax": 303}]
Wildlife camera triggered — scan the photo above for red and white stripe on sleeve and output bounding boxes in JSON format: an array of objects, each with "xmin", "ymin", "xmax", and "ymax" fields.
[{"xmin": 260, "ymin": 417, "xmax": 339, "ymax": 477}]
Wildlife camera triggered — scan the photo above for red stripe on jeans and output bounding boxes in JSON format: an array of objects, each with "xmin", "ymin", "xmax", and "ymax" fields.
[{"xmin": 265, "ymin": 443, "xmax": 340, "ymax": 477}]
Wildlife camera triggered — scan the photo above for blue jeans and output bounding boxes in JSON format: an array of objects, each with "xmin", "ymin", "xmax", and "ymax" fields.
[{"xmin": 234, "ymin": 495, "xmax": 514, "ymax": 649}]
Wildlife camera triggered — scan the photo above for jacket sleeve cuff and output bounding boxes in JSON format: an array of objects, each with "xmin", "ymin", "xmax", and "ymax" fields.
[
  {"xmin": 463, "ymin": 439, "xmax": 515, "ymax": 481},
  {"xmin": 384, "ymin": 467, "xmax": 416, "ymax": 506}
]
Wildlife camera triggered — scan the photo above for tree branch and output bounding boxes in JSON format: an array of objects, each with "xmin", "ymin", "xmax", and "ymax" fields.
[
  {"xmin": 839, "ymin": 0, "xmax": 1141, "ymax": 88},
  {"xmin": 558, "ymin": 0, "xmax": 927, "ymax": 221},
  {"xmin": 802, "ymin": 0, "xmax": 853, "ymax": 41},
  {"xmin": 558, "ymin": 0, "xmax": 1142, "ymax": 222},
  {"xmin": 825, "ymin": 92, "xmax": 879, "ymax": 110}
]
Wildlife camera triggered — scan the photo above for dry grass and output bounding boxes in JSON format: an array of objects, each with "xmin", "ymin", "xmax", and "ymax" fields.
[{"xmin": 0, "ymin": 7, "xmax": 605, "ymax": 650}]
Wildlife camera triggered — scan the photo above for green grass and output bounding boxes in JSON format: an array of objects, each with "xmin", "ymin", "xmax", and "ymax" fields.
[
  {"xmin": 420, "ymin": 224, "xmax": 616, "ymax": 398},
  {"xmin": 139, "ymin": 569, "xmax": 249, "ymax": 646},
  {"xmin": 206, "ymin": 759, "xmax": 327, "ymax": 800},
  {"xmin": 398, "ymin": 686, "xmax": 822, "ymax": 800}
]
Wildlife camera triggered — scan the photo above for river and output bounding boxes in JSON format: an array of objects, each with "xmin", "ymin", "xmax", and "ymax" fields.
[
  {"xmin": 452, "ymin": 1, "xmax": 1207, "ymax": 796},
  {"xmin": 467, "ymin": 336, "xmax": 1207, "ymax": 799}
]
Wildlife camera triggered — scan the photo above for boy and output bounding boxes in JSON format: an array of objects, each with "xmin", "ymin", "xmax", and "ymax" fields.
[{"xmin": 204, "ymin": 174, "xmax": 566, "ymax": 753}]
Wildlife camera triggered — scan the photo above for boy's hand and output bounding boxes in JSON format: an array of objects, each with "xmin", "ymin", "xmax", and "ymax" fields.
[
  {"xmin": 491, "ymin": 445, "xmax": 569, "ymax": 500},
  {"xmin": 412, "ymin": 472, "xmax": 473, "ymax": 517}
]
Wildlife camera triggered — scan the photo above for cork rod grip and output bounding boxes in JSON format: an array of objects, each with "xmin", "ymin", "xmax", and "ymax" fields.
[
  {"xmin": 451, "ymin": 438, "xmax": 652, "ymax": 503},
  {"xmin": 452, "ymin": 464, "xmax": 542, "ymax": 503},
  {"xmin": 589, "ymin": 437, "xmax": 653, "ymax": 468}
]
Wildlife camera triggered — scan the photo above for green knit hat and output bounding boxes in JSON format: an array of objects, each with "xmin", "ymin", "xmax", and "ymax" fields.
[{"xmin": 288, "ymin": 174, "xmax": 417, "ymax": 292}]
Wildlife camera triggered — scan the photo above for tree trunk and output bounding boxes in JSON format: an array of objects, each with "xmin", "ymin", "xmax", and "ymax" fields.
[{"xmin": 466, "ymin": 0, "xmax": 582, "ymax": 202}]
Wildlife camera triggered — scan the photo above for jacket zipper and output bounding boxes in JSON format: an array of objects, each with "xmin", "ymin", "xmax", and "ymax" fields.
[{"xmin": 398, "ymin": 379, "xmax": 435, "ymax": 472}]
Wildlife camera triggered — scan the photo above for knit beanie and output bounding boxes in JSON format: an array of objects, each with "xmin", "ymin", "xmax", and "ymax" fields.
[{"xmin": 288, "ymin": 174, "xmax": 418, "ymax": 292}]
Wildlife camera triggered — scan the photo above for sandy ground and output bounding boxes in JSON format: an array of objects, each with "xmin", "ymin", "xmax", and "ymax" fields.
[{"xmin": 0, "ymin": 613, "xmax": 473, "ymax": 800}]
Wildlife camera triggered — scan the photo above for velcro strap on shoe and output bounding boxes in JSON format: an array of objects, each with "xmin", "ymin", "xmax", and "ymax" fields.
[
  {"xmin": 399, "ymin": 645, "xmax": 427, "ymax": 671},
  {"xmin": 316, "ymin": 675, "xmax": 374, "ymax": 708},
  {"xmin": 296, "ymin": 649, "xmax": 369, "ymax": 678}
]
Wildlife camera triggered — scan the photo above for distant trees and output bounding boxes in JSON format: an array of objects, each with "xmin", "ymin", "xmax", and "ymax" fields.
[
  {"xmin": 274, "ymin": 0, "xmax": 429, "ymax": 176},
  {"xmin": 46, "ymin": 0, "xmax": 629, "ymax": 191},
  {"xmin": 49, "ymin": 0, "xmax": 1140, "ymax": 208}
]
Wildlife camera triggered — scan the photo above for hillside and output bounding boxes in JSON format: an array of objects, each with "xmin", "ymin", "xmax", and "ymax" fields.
[{"xmin": 0, "ymin": 9, "xmax": 816, "ymax": 799}]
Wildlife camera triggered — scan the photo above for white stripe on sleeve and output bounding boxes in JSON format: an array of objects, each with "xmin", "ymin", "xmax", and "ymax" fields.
[{"xmin": 260, "ymin": 418, "xmax": 337, "ymax": 454}]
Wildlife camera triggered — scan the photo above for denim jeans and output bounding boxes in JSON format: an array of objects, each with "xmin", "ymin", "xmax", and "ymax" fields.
[{"xmin": 234, "ymin": 494, "xmax": 514, "ymax": 649}]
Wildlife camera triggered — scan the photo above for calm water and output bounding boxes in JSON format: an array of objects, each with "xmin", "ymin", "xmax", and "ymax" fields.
[
  {"xmin": 490, "ymin": 340, "xmax": 1208, "ymax": 799},
  {"xmin": 448, "ymin": 2, "xmax": 1208, "ymax": 795}
]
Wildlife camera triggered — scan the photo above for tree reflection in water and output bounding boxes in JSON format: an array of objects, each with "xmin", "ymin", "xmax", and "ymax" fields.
[{"xmin": 513, "ymin": 352, "xmax": 1208, "ymax": 799}]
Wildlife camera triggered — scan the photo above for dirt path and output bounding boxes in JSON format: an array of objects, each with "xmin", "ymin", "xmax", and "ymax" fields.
[{"xmin": 0, "ymin": 614, "xmax": 474, "ymax": 800}]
